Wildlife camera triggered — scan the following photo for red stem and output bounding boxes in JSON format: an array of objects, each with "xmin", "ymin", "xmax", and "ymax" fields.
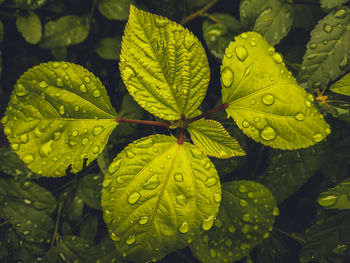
[
  {"xmin": 116, "ymin": 117, "xmax": 170, "ymax": 128},
  {"xmin": 187, "ymin": 103, "xmax": 228, "ymax": 124},
  {"xmin": 177, "ymin": 129, "xmax": 185, "ymax": 145}
]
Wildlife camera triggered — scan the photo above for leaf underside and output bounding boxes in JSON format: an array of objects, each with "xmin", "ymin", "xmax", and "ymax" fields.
[
  {"xmin": 221, "ymin": 31, "xmax": 330, "ymax": 150},
  {"xmin": 1, "ymin": 62, "xmax": 117, "ymax": 177},
  {"xmin": 330, "ymin": 73, "xmax": 350, "ymax": 96},
  {"xmin": 297, "ymin": 6, "xmax": 350, "ymax": 90},
  {"xmin": 101, "ymin": 134, "xmax": 221, "ymax": 263},
  {"xmin": 188, "ymin": 119, "xmax": 245, "ymax": 158},
  {"xmin": 120, "ymin": 5, "xmax": 209, "ymax": 121},
  {"xmin": 191, "ymin": 180, "xmax": 277, "ymax": 263}
]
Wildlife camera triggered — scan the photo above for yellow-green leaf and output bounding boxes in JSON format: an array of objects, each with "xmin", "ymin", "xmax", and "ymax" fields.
[
  {"xmin": 188, "ymin": 119, "xmax": 245, "ymax": 158},
  {"xmin": 330, "ymin": 73, "xmax": 350, "ymax": 97},
  {"xmin": 120, "ymin": 5, "xmax": 210, "ymax": 120},
  {"xmin": 222, "ymin": 31, "xmax": 330, "ymax": 150},
  {"xmin": 1, "ymin": 62, "xmax": 117, "ymax": 177}
]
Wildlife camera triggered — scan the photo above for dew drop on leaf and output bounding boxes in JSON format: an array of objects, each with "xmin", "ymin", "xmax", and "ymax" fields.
[
  {"xmin": 126, "ymin": 149, "xmax": 136, "ymax": 159},
  {"xmin": 272, "ymin": 52, "xmax": 283, "ymax": 64},
  {"xmin": 80, "ymin": 84, "xmax": 87, "ymax": 93},
  {"xmin": 235, "ymin": 46, "xmax": 248, "ymax": 61},
  {"xmin": 239, "ymin": 185, "xmax": 247, "ymax": 192},
  {"xmin": 83, "ymin": 76, "xmax": 91, "ymax": 83},
  {"xmin": 260, "ymin": 125, "xmax": 277, "ymax": 141},
  {"xmin": 179, "ymin": 222, "xmax": 190, "ymax": 233},
  {"xmin": 225, "ymin": 52, "xmax": 232, "ymax": 59},
  {"xmin": 309, "ymin": 43, "xmax": 317, "ymax": 49},
  {"xmin": 108, "ymin": 159, "xmax": 122, "ymax": 174},
  {"xmin": 334, "ymin": 8, "xmax": 347, "ymax": 19},
  {"xmin": 12, "ymin": 143, "xmax": 19, "ymax": 151},
  {"xmin": 176, "ymin": 194, "xmax": 187, "ymax": 206},
  {"xmin": 240, "ymin": 199, "xmax": 248, "ymax": 207},
  {"xmin": 62, "ymin": 63, "xmax": 69, "ymax": 69},
  {"xmin": 323, "ymin": 23, "xmax": 333, "ymax": 33},
  {"xmin": 39, "ymin": 81, "xmax": 48, "ymax": 88},
  {"xmin": 325, "ymin": 128, "xmax": 331, "ymax": 135},
  {"xmin": 272, "ymin": 207, "xmax": 279, "ymax": 216},
  {"xmin": 59, "ymin": 105, "xmax": 65, "ymax": 115},
  {"xmin": 52, "ymin": 62, "xmax": 60, "ymax": 68},
  {"xmin": 213, "ymin": 193, "xmax": 221, "ymax": 203},
  {"xmin": 23, "ymin": 153, "xmax": 34, "ymax": 164},
  {"xmin": 74, "ymin": 106, "xmax": 80, "ymax": 112},
  {"xmin": 39, "ymin": 140, "xmax": 53, "ymax": 157},
  {"xmin": 174, "ymin": 173, "xmax": 183, "ymax": 182},
  {"xmin": 138, "ymin": 216, "xmax": 149, "ymax": 225},
  {"xmin": 204, "ymin": 161, "xmax": 211, "ymax": 170},
  {"xmin": 262, "ymin": 94, "xmax": 275, "ymax": 105},
  {"xmin": 92, "ymin": 126, "xmax": 104, "ymax": 136},
  {"xmin": 205, "ymin": 177, "xmax": 218, "ymax": 187},
  {"xmin": 221, "ymin": 67, "xmax": 234, "ymax": 88},
  {"xmin": 202, "ymin": 215, "xmax": 214, "ymax": 231},
  {"xmin": 294, "ymin": 112, "xmax": 305, "ymax": 121},
  {"xmin": 92, "ymin": 146, "xmax": 100, "ymax": 154},
  {"xmin": 240, "ymin": 33, "xmax": 248, "ymax": 39},
  {"xmin": 242, "ymin": 120, "xmax": 250, "ymax": 128},
  {"xmin": 126, "ymin": 235, "xmax": 136, "ymax": 245},
  {"xmin": 241, "ymin": 224, "xmax": 249, "ymax": 234},
  {"xmin": 19, "ymin": 134, "xmax": 29, "ymax": 143},
  {"xmin": 242, "ymin": 213, "xmax": 251, "ymax": 222},
  {"xmin": 93, "ymin": 90, "xmax": 101, "ymax": 98},
  {"xmin": 110, "ymin": 232, "xmax": 121, "ymax": 241},
  {"xmin": 249, "ymin": 41, "xmax": 257, "ymax": 47},
  {"xmin": 16, "ymin": 84, "xmax": 28, "ymax": 96},
  {"xmin": 318, "ymin": 195, "xmax": 338, "ymax": 207},
  {"xmin": 254, "ymin": 117, "xmax": 261, "ymax": 123},
  {"xmin": 312, "ymin": 133, "xmax": 323, "ymax": 143},
  {"xmin": 210, "ymin": 249, "xmax": 216, "ymax": 258},
  {"xmin": 128, "ymin": 192, "xmax": 141, "ymax": 204},
  {"xmin": 143, "ymin": 174, "xmax": 159, "ymax": 190}
]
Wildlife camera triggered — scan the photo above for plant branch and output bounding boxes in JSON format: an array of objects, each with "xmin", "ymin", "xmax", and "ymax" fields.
[
  {"xmin": 187, "ymin": 103, "xmax": 228, "ymax": 124},
  {"xmin": 274, "ymin": 227, "xmax": 306, "ymax": 244},
  {"xmin": 181, "ymin": 0, "xmax": 220, "ymax": 25},
  {"xmin": 116, "ymin": 117, "xmax": 170, "ymax": 128},
  {"xmin": 177, "ymin": 129, "xmax": 185, "ymax": 145},
  {"xmin": 89, "ymin": 0, "xmax": 99, "ymax": 22},
  {"xmin": 200, "ymin": 12, "xmax": 221, "ymax": 23}
]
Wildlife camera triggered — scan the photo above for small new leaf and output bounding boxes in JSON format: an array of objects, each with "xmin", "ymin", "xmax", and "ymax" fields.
[
  {"xmin": 222, "ymin": 31, "xmax": 330, "ymax": 150},
  {"xmin": 190, "ymin": 180, "xmax": 278, "ymax": 263},
  {"xmin": 188, "ymin": 119, "xmax": 245, "ymax": 158},
  {"xmin": 1, "ymin": 62, "xmax": 118, "ymax": 177},
  {"xmin": 98, "ymin": 0, "xmax": 133, "ymax": 21},
  {"xmin": 330, "ymin": 73, "xmax": 350, "ymax": 96},
  {"xmin": 297, "ymin": 7, "xmax": 350, "ymax": 90},
  {"xmin": 120, "ymin": 5, "xmax": 210, "ymax": 120},
  {"xmin": 318, "ymin": 178, "xmax": 350, "ymax": 210},
  {"xmin": 101, "ymin": 134, "xmax": 221, "ymax": 263},
  {"xmin": 16, "ymin": 11, "xmax": 42, "ymax": 44}
]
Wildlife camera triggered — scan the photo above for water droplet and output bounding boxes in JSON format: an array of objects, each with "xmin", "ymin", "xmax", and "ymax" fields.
[
  {"xmin": 262, "ymin": 94, "xmax": 275, "ymax": 105},
  {"xmin": 62, "ymin": 63, "xmax": 69, "ymax": 69},
  {"xmin": 309, "ymin": 43, "xmax": 317, "ymax": 49},
  {"xmin": 128, "ymin": 192, "xmax": 141, "ymax": 204},
  {"xmin": 59, "ymin": 105, "xmax": 65, "ymax": 115},
  {"xmin": 143, "ymin": 174, "xmax": 159, "ymax": 190},
  {"xmin": 135, "ymin": 137, "xmax": 154, "ymax": 148},
  {"xmin": 260, "ymin": 125, "xmax": 277, "ymax": 141},
  {"xmin": 179, "ymin": 222, "xmax": 190, "ymax": 233},
  {"xmin": 52, "ymin": 62, "xmax": 60, "ymax": 68},
  {"xmin": 93, "ymin": 90, "xmax": 101, "ymax": 98},
  {"xmin": 210, "ymin": 249, "xmax": 216, "ymax": 258},
  {"xmin": 80, "ymin": 84, "xmax": 87, "ymax": 93},
  {"xmin": 254, "ymin": 117, "xmax": 260, "ymax": 123},
  {"xmin": 242, "ymin": 214, "xmax": 251, "ymax": 222},
  {"xmin": 339, "ymin": 54, "xmax": 349, "ymax": 70},
  {"xmin": 205, "ymin": 177, "xmax": 217, "ymax": 187},
  {"xmin": 294, "ymin": 112, "xmax": 305, "ymax": 121},
  {"xmin": 202, "ymin": 215, "xmax": 214, "ymax": 231},
  {"xmin": 249, "ymin": 41, "xmax": 256, "ymax": 47},
  {"xmin": 23, "ymin": 154, "xmax": 34, "ymax": 164},
  {"xmin": 272, "ymin": 52, "xmax": 283, "ymax": 64},
  {"xmin": 16, "ymin": 84, "xmax": 28, "ymax": 96},
  {"xmin": 92, "ymin": 126, "xmax": 104, "ymax": 136},
  {"xmin": 108, "ymin": 159, "xmax": 122, "ymax": 174},
  {"xmin": 12, "ymin": 143, "xmax": 20, "ymax": 151},
  {"xmin": 213, "ymin": 193, "xmax": 221, "ymax": 203},
  {"xmin": 221, "ymin": 67, "xmax": 234, "ymax": 88},
  {"xmin": 83, "ymin": 76, "xmax": 91, "ymax": 83},
  {"xmin": 125, "ymin": 235, "xmax": 136, "ymax": 245},
  {"xmin": 139, "ymin": 216, "xmax": 149, "ymax": 225},
  {"xmin": 74, "ymin": 106, "xmax": 80, "ymax": 112},
  {"xmin": 4, "ymin": 127, "xmax": 11, "ymax": 136},
  {"xmin": 325, "ymin": 128, "xmax": 331, "ymax": 135},
  {"xmin": 23, "ymin": 230, "xmax": 31, "ymax": 235},
  {"xmin": 54, "ymin": 131, "xmax": 61, "ymax": 141},
  {"xmin": 273, "ymin": 207, "xmax": 279, "ymax": 216},
  {"xmin": 241, "ymin": 224, "xmax": 250, "ymax": 234},
  {"xmin": 71, "ymin": 130, "xmax": 79, "ymax": 137},
  {"xmin": 242, "ymin": 120, "xmax": 250, "ymax": 128},
  {"xmin": 312, "ymin": 133, "xmax": 323, "ymax": 143},
  {"xmin": 263, "ymin": 232, "xmax": 270, "ymax": 239},
  {"xmin": 334, "ymin": 8, "xmax": 347, "ymax": 19},
  {"xmin": 92, "ymin": 146, "xmax": 100, "ymax": 154},
  {"xmin": 174, "ymin": 173, "xmax": 183, "ymax": 182},
  {"xmin": 239, "ymin": 185, "xmax": 247, "ymax": 192},
  {"xmin": 235, "ymin": 46, "xmax": 248, "ymax": 61},
  {"xmin": 247, "ymin": 192, "xmax": 254, "ymax": 198},
  {"xmin": 1, "ymin": 116, "xmax": 8, "ymax": 124},
  {"xmin": 225, "ymin": 52, "xmax": 232, "ymax": 59},
  {"xmin": 19, "ymin": 134, "xmax": 29, "ymax": 143},
  {"xmin": 39, "ymin": 81, "xmax": 48, "ymax": 88},
  {"xmin": 39, "ymin": 140, "xmax": 53, "ymax": 157},
  {"xmin": 228, "ymin": 225, "xmax": 236, "ymax": 233},
  {"xmin": 176, "ymin": 194, "xmax": 187, "ymax": 206},
  {"xmin": 126, "ymin": 149, "xmax": 135, "ymax": 159},
  {"xmin": 190, "ymin": 147, "xmax": 203, "ymax": 159},
  {"xmin": 323, "ymin": 23, "xmax": 333, "ymax": 33},
  {"xmin": 240, "ymin": 33, "xmax": 248, "ymax": 39},
  {"xmin": 204, "ymin": 161, "xmax": 211, "ymax": 170},
  {"xmin": 240, "ymin": 199, "xmax": 248, "ymax": 207}
]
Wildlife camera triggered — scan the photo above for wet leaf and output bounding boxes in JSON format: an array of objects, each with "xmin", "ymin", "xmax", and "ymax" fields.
[
  {"xmin": 330, "ymin": 73, "xmax": 350, "ymax": 96},
  {"xmin": 120, "ymin": 5, "xmax": 210, "ymax": 120},
  {"xmin": 222, "ymin": 31, "xmax": 330, "ymax": 150},
  {"xmin": 101, "ymin": 134, "xmax": 221, "ymax": 263},
  {"xmin": 320, "ymin": 0, "xmax": 348, "ymax": 10},
  {"xmin": 318, "ymin": 178, "xmax": 350, "ymax": 209},
  {"xmin": 191, "ymin": 180, "xmax": 278, "ymax": 263},
  {"xmin": 1, "ymin": 62, "xmax": 118, "ymax": 177},
  {"xmin": 58, "ymin": 235, "xmax": 97, "ymax": 262}
]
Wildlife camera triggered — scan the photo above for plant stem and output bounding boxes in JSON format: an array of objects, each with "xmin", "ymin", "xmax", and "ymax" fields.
[
  {"xmin": 174, "ymin": 250, "xmax": 194, "ymax": 263},
  {"xmin": 187, "ymin": 103, "xmax": 228, "ymax": 124},
  {"xmin": 200, "ymin": 12, "xmax": 221, "ymax": 23},
  {"xmin": 274, "ymin": 227, "xmax": 306, "ymax": 244},
  {"xmin": 0, "ymin": 221, "xmax": 8, "ymax": 228},
  {"xmin": 181, "ymin": 0, "xmax": 220, "ymax": 25},
  {"xmin": 51, "ymin": 202, "xmax": 64, "ymax": 248},
  {"xmin": 89, "ymin": 0, "xmax": 99, "ymax": 22},
  {"xmin": 177, "ymin": 129, "xmax": 185, "ymax": 145},
  {"xmin": 116, "ymin": 117, "xmax": 170, "ymax": 128}
]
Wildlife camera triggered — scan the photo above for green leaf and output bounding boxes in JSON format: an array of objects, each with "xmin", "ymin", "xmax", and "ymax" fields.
[
  {"xmin": 290, "ymin": 4, "xmax": 324, "ymax": 30},
  {"xmin": 240, "ymin": 0, "xmax": 269, "ymax": 28},
  {"xmin": 120, "ymin": 5, "xmax": 210, "ymax": 121},
  {"xmin": 0, "ymin": 20, "xmax": 4, "ymax": 43},
  {"xmin": 40, "ymin": 15, "xmax": 90, "ymax": 49},
  {"xmin": 0, "ymin": 197, "xmax": 55, "ymax": 244},
  {"xmin": 16, "ymin": 11, "xmax": 42, "ymax": 44},
  {"xmin": 330, "ymin": 73, "xmax": 350, "ymax": 96},
  {"xmin": 222, "ymin": 31, "xmax": 331, "ymax": 150},
  {"xmin": 299, "ymin": 210, "xmax": 350, "ymax": 263},
  {"xmin": 188, "ymin": 119, "xmax": 245, "ymax": 158},
  {"xmin": 14, "ymin": 0, "xmax": 47, "ymax": 10},
  {"xmin": 318, "ymin": 178, "xmax": 350, "ymax": 209},
  {"xmin": 63, "ymin": 193, "xmax": 84, "ymax": 222},
  {"xmin": 77, "ymin": 173, "xmax": 103, "ymax": 210},
  {"xmin": 80, "ymin": 215, "xmax": 98, "ymax": 242},
  {"xmin": 0, "ymin": 178, "xmax": 57, "ymax": 214},
  {"xmin": 98, "ymin": 0, "xmax": 133, "ymax": 21},
  {"xmin": 58, "ymin": 235, "xmax": 97, "ymax": 262},
  {"xmin": 258, "ymin": 143, "xmax": 325, "ymax": 204},
  {"xmin": 297, "ymin": 7, "xmax": 350, "ymax": 90},
  {"xmin": 101, "ymin": 134, "xmax": 221, "ymax": 263},
  {"xmin": 1, "ymin": 62, "xmax": 118, "ymax": 177},
  {"xmin": 253, "ymin": 0, "xmax": 293, "ymax": 45},
  {"xmin": 190, "ymin": 180, "xmax": 278, "ymax": 263},
  {"xmin": 96, "ymin": 36, "xmax": 121, "ymax": 60},
  {"xmin": 320, "ymin": 0, "xmax": 349, "ymax": 10}
]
